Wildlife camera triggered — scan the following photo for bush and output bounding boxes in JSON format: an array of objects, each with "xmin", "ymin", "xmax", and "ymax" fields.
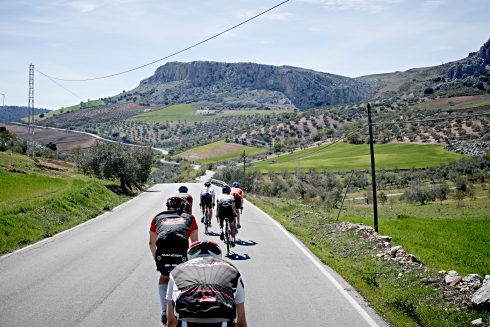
[{"xmin": 78, "ymin": 142, "xmax": 153, "ymax": 193}]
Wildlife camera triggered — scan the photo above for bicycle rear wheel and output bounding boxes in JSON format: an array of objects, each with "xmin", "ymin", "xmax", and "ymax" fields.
[{"xmin": 224, "ymin": 221, "xmax": 230, "ymax": 255}]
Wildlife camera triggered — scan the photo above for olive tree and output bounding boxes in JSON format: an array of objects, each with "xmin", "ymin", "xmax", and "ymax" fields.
[{"xmin": 78, "ymin": 142, "xmax": 154, "ymax": 193}]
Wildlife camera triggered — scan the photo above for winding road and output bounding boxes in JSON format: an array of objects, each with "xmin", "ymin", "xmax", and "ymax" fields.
[{"xmin": 0, "ymin": 183, "xmax": 388, "ymax": 326}]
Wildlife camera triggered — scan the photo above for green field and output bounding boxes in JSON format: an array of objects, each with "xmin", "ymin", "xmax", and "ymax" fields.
[
  {"xmin": 253, "ymin": 142, "xmax": 463, "ymax": 172},
  {"xmin": 342, "ymin": 196, "xmax": 490, "ymax": 275},
  {"xmin": 250, "ymin": 194, "xmax": 489, "ymax": 326},
  {"xmin": 0, "ymin": 152, "xmax": 129, "ymax": 254},
  {"xmin": 177, "ymin": 140, "xmax": 266, "ymax": 163},
  {"xmin": 131, "ymin": 103, "xmax": 293, "ymax": 123}
]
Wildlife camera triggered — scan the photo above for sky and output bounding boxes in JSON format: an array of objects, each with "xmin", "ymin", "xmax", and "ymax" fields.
[{"xmin": 0, "ymin": 0, "xmax": 489, "ymax": 110}]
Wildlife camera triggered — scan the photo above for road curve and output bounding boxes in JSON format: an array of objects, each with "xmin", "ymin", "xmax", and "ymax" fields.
[{"xmin": 0, "ymin": 183, "xmax": 388, "ymax": 327}]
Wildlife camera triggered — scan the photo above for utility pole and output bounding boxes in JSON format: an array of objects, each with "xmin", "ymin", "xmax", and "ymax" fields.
[
  {"xmin": 0, "ymin": 93, "xmax": 5, "ymax": 107},
  {"xmin": 367, "ymin": 103, "xmax": 379, "ymax": 232},
  {"xmin": 28, "ymin": 64, "xmax": 35, "ymax": 150}
]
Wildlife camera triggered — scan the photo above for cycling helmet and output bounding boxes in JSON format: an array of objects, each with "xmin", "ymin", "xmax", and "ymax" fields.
[
  {"xmin": 178, "ymin": 185, "xmax": 188, "ymax": 193},
  {"xmin": 222, "ymin": 185, "xmax": 231, "ymax": 194},
  {"xmin": 166, "ymin": 196, "xmax": 189, "ymax": 212},
  {"xmin": 204, "ymin": 181, "xmax": 211, "ymax": 187},
  {"xmin": 232, "ymin": 181, "xmax": 240, "ymax": 188},
  {"xmin": 187, "ymin": 241, "xmax": 222, "ymax": 259}
]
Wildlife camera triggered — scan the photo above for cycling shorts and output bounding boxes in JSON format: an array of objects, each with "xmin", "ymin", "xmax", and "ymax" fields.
[
  {"xmin": 178, "ymin": 321, "xmax": 233, "ymax": 327},
  {"xmin": 218, "ymin": 208, "xmax": 235, "ymax": 225},
  {"xmin": 201, "ymin": 197, "xmax": 213, "ymax": 209},
  {"xmin": 155, "ymin": 250, "xmax": 187, "ymax": 276},
  {"xmin": 234, "ymin": 197, "xmax": 242, "ymax": 209}
]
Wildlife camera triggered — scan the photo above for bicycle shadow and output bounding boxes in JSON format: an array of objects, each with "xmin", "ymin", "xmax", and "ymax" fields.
[
  {"xmin": 225, "ymin": 253, "xmax": 251, "ymax": 261},
  {"xmin": 204, "ymin": 231, "xmax": 220, "ymax": 237},
  {"xmin": 235, "ymin": 239, "xmax": 258, "ymax": 247}
]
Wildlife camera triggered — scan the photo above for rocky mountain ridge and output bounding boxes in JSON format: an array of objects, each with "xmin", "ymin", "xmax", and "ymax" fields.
[{"xmin": 132, "ymin": 61, "xmax": 376, "ymax": 110}]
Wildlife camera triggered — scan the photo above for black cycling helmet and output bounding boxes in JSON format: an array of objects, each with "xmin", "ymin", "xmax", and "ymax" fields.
[
  {"xmin": 178, "ymin": 185, "xmax": 188, "ymax": 193},
  {"xmin": 232, "ymin": 181, "xmax": 240, "ymax": 188},
  {"xmin": 204, "ymin": 181, "xmax": 211, "ymax": 187},
  {"xmin": 166, "ymin": 196, "xmax": 190, "ymax": 212},
  {"xmin": 222, "ymin": 185, "xmax": 231, "ymax": 194},
  {"xmin": 188, "ymin": 241, "xmax": 222, "ymax": 259}
]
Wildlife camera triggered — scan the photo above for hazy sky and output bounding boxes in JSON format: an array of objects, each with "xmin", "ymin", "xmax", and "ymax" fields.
[{"xmin": 1, "ymin": 0, "xmax": 489, "ymax": 109}]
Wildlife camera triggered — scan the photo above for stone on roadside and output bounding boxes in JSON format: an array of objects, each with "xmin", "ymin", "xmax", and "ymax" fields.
[
  {"xmin": 379, "ymin": 235, "xmax": 392, "ymax": 242},
  {"xmin": 471, "ymin": 277, "xmax": 490, "ymax": 309},
  {"xmin": 445, "ymin": 271, "xmax": 459, "ymax": 285},
  {"xmin": 470, "ymin": 318, "xmax": 482, "ymax": 326},
  {"xmin": 389, "ymin": 245, "xmax": 403, "ymax": 257},
  {"xmin": 449, "ymin": 276, "xmax": 462, "ymax": 287}
]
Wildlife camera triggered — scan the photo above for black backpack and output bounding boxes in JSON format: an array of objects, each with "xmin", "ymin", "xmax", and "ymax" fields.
[
  {"xmin": 172, "ymin": 257, "xmax": 241, "ymax": 321},
  {"xmin": 154, "ymin": 210, "xmax": 193, "ymax": 271}
]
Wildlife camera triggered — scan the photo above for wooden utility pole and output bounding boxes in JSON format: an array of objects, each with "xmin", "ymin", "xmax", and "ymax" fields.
[{"xmin": 367, "ymin": 103, "xmax": 379, "ymax": 232}]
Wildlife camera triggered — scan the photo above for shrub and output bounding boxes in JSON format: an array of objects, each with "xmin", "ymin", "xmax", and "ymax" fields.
[{"xmin": 78, "ymin": 142, "xmax": 153, "ymax": 193}]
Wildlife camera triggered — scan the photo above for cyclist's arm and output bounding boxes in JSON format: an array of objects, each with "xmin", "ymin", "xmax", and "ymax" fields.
[
  {"xmin": 149, "ymin": 231, "xmax": 157, "ymax": 257},
  {"xmin": 166, "ymin": 301, "xmax": 178, "ymax": 327},
  {"xmin": 189, "ymin": 229, "xmax": 198, "ymax": 243},
  {"xmin": 236, "ymin": 302, "xmax": 247, "ymax": 327}
]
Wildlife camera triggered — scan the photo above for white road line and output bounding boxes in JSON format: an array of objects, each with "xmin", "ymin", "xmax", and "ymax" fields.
[{"xmin": 249, "ymin": 201, "xmax": 381, "ymax": 327}]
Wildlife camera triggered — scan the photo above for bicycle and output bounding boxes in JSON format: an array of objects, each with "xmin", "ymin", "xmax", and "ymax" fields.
[
  {"xmin": 223, "ymin": 217, "xmax": 235, "ymax": 255},
  {"xmin": 202, "ymin": 206, "xmax": 212, "ymax": 235}
]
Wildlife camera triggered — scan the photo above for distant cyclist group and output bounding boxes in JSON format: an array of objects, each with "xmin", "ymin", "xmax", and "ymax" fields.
[{"xmin": 149, "ymin": 181, "xmax": 247, "ymax": 327}]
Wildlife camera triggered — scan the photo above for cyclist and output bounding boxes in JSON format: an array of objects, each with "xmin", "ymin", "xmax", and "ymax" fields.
[
  {"xmin": 176, "ymin": 185, "xmax": 193, "ymax": 214},
  {"xmin": 199, "ymin": 181, "xmax": 215, "ymax": 226},
  {"xmin": 149, "ymin": 196, "xmax": 199, "ymax": 326},
  {"xmin": 216, "ymin": 185, "xmax": 237, "ymax": 246},
  {"xmin": 230, "ymin": 182, "xmax": 244, "ymax": 229},
  {"xmin": 166, "ymin": 241, "xmax": 247, "ymax": 327}
]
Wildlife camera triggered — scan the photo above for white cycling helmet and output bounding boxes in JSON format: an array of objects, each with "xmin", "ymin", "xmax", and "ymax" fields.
[{"xmin": 187, "ymin": 241, "xmax": 222, "ymax": 259}]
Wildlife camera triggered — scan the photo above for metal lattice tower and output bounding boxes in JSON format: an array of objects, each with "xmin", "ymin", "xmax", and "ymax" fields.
[{"xmin": 28, "ymin": 63, "xmax": 35, "ymax": 144}]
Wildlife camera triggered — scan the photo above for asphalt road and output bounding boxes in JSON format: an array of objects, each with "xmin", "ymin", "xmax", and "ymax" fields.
[{"xmin": 0, "ymin": 183, "xmax": 388, "ymax": 327}]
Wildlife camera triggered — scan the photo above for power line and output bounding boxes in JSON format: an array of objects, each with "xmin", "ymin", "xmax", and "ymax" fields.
[
  {"xmin": 35, "ymin": 69, "xmax": 83, "ymax": 100},
  {"xmin": 41, "ymin": 0, "xmax": 291, "ymax": 82}
]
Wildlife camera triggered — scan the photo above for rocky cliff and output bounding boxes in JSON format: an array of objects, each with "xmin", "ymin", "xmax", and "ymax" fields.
[
  {"xmin": 447, "ymin": 38, "xmax": 490, "ymax": 80},
  {"xmin": 137, "ymin": 61, "xmax": 375, "ymax": 110}
]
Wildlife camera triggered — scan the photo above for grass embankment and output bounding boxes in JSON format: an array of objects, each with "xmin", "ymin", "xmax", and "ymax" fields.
[
  {"xmin": 249, "ymin": 194, "xmax": 489, "ymax": 326},
  {"xmin": 177, "ymin": 140, "xmax": 266, "ymax": 164},
  {"xmin": 132, "ymin": 103, "xmax": 293, "ymax": 123},
  {"xmin": 253, "ymin": 142, "xmax": 463, "ymax": 172},
  {"xmin": 0, "ymin": 151, "xmax": 130, "ymax": 254}
]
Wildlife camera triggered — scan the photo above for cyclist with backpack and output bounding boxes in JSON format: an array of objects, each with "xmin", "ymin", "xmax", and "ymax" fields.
[
  {"xmin": 166, "ymin": 241, "xmax": 247, "ymax": 327},
  {"xmin": 149, "ymin": 196, "xmax": 199, "ymax": 326},
  {"xmin": 199, "ymin": 182, "xmax": 215, "ymax": 226},
  {"xmin": 176, "ymin": 185, "xmax": 193, "ymax": 214},
  {"xmin": 230, "ymin": 182, "xmax": 244, "ymax": 230},
  {"xmin": 216, "ymin": 185, "xmax": 237, "ymax": 246}
]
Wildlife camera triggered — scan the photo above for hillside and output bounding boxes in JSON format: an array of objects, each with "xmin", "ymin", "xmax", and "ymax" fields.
[
  {"xmin": 110, "ymin": 61, "xmax": 376, "ymax": 110},
  {"xmin": 357, "ymin": 37, "xmax": 490, "ymax": 99},
  {"xmin": 28, "ymin": 38, "xmax": 490, "ymax": 155}
]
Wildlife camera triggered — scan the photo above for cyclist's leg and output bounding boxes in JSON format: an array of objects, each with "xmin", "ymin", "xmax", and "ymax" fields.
[
  {"xmin": 206, "ymin": 205, "xmax": 211, "ymax": 226},
  {"xmin": 235, "ymin": 198, "xmax": 242, "ymax": 228},
  {"xmin": 219, "ymin": 215, "xmax": 225, "ymax": 240},
  {"xmin": 229, "ymin": 216, "xmax": 237, "ymax": 245}
]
